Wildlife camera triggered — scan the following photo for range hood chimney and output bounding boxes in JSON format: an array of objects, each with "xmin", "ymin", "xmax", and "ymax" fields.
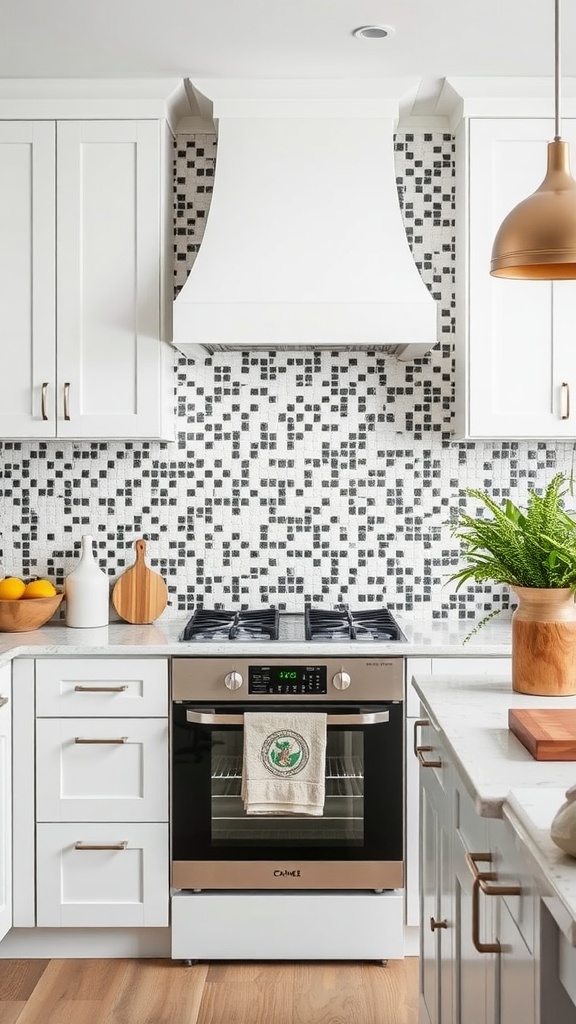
[{"xmin": 173, "ymin": 79, "xmax": 438, "ymax": 360}]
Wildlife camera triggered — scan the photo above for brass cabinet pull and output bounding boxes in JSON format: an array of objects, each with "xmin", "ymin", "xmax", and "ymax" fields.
[
  {"xmin": 41, "ymin": 382, "xmax": 49, "ymax": 421},
  {"xmin": 465, "ymin": 852, "xmax": 522, "ymax": 954},
  {"xmin": 562, "ymin": 381, "xmax": 571, "ymax": 420},
  {"xmin": 413, "ymin": 718, "xmax": 442, "ymax": 768},
  {"xmin": 74, "ymin": 841, "xmax": 128, "ymax": 851},
  {"xmin": 74, "ymin": 685, "xmax": 128, "ymax": 693},
  {"xmin": 430, "ymin": 917, "xmax": 448, "ymax": 931},
  {"xmin": 74, "ymin": 736, "xmax": 128, "ymax": 744},
  {"xmin": 63, "ymin": 381, "xmax": 71, "ymax": 420}
]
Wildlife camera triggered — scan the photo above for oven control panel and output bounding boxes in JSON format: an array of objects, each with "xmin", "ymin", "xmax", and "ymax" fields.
[{"xmin": 249, "ymin": 665, "xmax": 327, "ymax": 695}]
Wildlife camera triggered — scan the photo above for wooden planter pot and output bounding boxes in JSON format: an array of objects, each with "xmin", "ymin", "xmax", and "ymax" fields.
[{"xmin": 512, "ymin": 587, "xmax": 576, "ymax": 696}]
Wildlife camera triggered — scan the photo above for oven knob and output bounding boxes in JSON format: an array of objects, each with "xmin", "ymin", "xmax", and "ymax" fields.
[
  {"xmin": 332, "ymin": 671, "xmax": 351, "ymax": 691},
  {"xmin": 224, "ymin": 671, "xmax": 243, "ymax": 691}
]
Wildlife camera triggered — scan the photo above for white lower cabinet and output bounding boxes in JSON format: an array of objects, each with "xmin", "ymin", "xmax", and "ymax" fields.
[
  {"xmin": 0, "ymin": 666, "xmax": 11, "ymax": 943},
  {"xmin": 417, "ymin": 710, "xmax": 537, "ymax": 1024},
  {"xmin": 36, "ymin": 822, "xmax": 169, "ymax": 927},
  {"xmin": 12, "ymin": 657, "xmax": 169, "ymax": 932}
]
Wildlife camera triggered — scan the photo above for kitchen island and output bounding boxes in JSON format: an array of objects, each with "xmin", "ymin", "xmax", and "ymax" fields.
[{"xmin": 413, "ymin": 671, "xmax": 576, "ymax": 1024}]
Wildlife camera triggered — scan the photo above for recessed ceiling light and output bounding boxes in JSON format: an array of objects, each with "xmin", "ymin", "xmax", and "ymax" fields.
[{"xmin": 352, "ymin": 25, "xmax": 395, "ymax": 40}]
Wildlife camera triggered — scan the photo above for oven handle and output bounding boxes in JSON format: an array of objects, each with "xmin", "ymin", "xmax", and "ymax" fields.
[{"xmin": 185, "ymin": 709, "xmax": 390, "ymax": 726}]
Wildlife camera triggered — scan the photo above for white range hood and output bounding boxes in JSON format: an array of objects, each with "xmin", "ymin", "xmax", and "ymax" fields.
[{"xmin": 173, "ymin": 79, "xmax": 438, "ymax": 360}]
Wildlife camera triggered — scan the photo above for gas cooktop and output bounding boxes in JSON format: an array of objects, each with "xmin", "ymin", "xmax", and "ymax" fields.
[{"xmin": 179, "ymin": 606, "xmax": 407, "ymax": 643}]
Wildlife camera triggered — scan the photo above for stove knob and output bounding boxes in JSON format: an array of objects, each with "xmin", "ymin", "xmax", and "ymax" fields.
[
  {"xmin": 224, "ymin": 671, "xmax": 243, "ymax": 691},
  {"xmin": 332, "ymin": 671, "xmax": 351, "ymax": 691}
]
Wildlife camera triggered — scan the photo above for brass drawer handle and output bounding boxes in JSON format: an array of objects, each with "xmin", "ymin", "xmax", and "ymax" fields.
[
  {"xmin": 74, "ymin": 736, "xmax": 128, "ymax": 744},
  {"xmin": 465, "ymin": 852, "xmax": 522, "ymax": 954},
  {"xmin": 74, "ymin": 685, "xmax": 128, "ymax": 693},
  {"xmin": 430, "ymin": 917, "xmax": 448, "ymax": 932},
  {"xmin": 562, "ymin": 381, "xmax": 571, "ymax": 420},
  {"xmin": 41, "ymin": 381, "xmax": 49, "ymax": 421},
  {"xmin": 63, "ymin": 381, "xmax": 71, "ymax": 420},
  {"xmin": 413, "ymin": 719, "xmax": 441, "ymax": 767},
  {"xmin": 74, "ymin": 841, "xmax": 128, "ymax": 851}
]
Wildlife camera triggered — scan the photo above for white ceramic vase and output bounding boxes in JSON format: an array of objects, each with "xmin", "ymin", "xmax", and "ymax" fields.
[
  {"xmin": 64, "ymin": 534, "xmax": 109, "ymax": 628},
  {"xmin": 550, "ymin": 783, "xmax": 576, "ymax": 858}
]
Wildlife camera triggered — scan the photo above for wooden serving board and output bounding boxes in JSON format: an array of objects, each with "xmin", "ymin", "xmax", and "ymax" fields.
[
  {"xmin": 111, "ymin": 539, "xmax": 168, "ymax": 624},
  {"xmin": 508, "ymin": 708, "xmax": 576, "ymax": 760}
]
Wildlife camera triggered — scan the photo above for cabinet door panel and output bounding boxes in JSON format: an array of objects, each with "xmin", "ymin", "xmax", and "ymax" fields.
[
  {"xmin": 36, "ymin": 822, "xmax": 168, "ymax": 927},
  {"xmin": 0, "ymin": 121, "xmax": 55, "ymax": 436},
  {"xmin": 56, "ymin": 120, "xmax": 168, "ymax": 439},
  {"xmin": 458, "ymin": 117, "xmax": 576, "ymax": 439},
  {"xmin": 497, "ymin": 900, "xmax": 535, "ymax": 1024},
  {"xmin": 0, "ymin": 667, "xmax": 11, "ymax": 941},
  {"xmin": 36, "ymin": 718, "xmax": 168, "ymax": 822}
]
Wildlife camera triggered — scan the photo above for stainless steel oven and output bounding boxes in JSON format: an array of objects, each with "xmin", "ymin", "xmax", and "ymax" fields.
[{"xmin": 171, "ymin": 656, "xmax": 404, "ymax": 891}]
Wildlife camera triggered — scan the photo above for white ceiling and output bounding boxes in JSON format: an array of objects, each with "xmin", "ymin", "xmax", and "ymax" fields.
[{"xmin": 2, "ymin": 0, "xmax": 574, "ymax": 95}]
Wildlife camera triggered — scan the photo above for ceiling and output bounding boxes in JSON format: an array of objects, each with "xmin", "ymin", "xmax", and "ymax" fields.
[{"xmin": 2, "ymin": 0, "xmax": 575, "ymax": 103}]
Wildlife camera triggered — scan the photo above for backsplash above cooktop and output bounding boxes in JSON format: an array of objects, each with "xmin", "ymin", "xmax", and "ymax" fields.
[{"xmin": 0, "ymin": 131, "xmax": 573, "ymax": 619}]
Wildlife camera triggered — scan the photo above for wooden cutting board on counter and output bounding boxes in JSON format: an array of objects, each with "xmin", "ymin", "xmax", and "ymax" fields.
[
  {"xmin": 508, "ymin": 708, "xmax": 576, "ymax": 760},
  {"xmin": 111, "ymin": 539, "xmax": 168, "ymax": 624}
]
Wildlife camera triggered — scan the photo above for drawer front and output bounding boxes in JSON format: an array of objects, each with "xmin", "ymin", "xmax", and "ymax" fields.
[
  {"xmin": 490, "ymin": 818, "xmax": 535, "ymax": 953},
  {"xmin": 35, "ymin": 659, "xmax": 168, "ymax": 717},
  {"xmin": 36, "ymin": 822, "xmax": 169, "ymax": 927},
  {"xmin": 36, "ymin": 719, "xmax": 168, "ymax": 822},
  {"xmin": 454, "ymin": 776, "xmax": 488, "ymax": 854}
]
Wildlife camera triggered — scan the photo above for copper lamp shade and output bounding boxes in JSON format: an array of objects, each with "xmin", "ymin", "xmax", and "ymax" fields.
[
  {"xmin": 490, "ymin": 0, "xmax": 576, "ymax": 280},
  {"xmin": 490, "ymin": 140, "xmax": 576, "ymax": 279}
]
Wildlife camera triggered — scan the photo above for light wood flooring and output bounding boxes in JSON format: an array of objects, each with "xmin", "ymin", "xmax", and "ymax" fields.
[{"xmin": 0, "ymin": 957, "xmax": 419, "ymax": 1024}]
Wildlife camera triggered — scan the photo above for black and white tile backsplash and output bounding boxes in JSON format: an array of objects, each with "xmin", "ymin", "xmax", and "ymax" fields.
[{"xmin": 1, "ymin": 131, "xmax": 575, "ymax": 620}]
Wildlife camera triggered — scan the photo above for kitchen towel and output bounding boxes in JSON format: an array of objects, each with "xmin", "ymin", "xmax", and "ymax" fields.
[{"xmin": 241, "ymin": 712, "xmax": 327, "ymax": 816}]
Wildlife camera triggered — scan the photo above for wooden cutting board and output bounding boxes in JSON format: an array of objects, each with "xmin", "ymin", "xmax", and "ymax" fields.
[
  {"xmin": 508, "ymin": 708, "xmax": 576, "ymax": 760},
  {"xmin": 112, "ymin": 539, "xmax": 168, "ymax": 624}
]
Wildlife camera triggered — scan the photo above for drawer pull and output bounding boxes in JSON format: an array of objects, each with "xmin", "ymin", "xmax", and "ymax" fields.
[
  {"xmin": 562, "ymin": 381, "xmax": 571, "ymax": 420},
  {"xmin": 466, "ymin": 852, "xmax": 522, "ymax": 954},
  {"xmin": 0, "ymin": 697, "xmax": 8, "ymax": 709},
  {"xmin": 74, "ymin": 737, "xmax": 128, "ymax": 744},
  {"xmin": 74, "ymin": 685, "xmax": 128, "ymax": 693},
  {"xmin": 74, "ymin": 841, "xmax": 128, "ymax": 851},
  {"xmin": 413, "ymin": 720, "xmax": 442, "ymax": 768},
  {"xmin": 430, "ymin": 917, "xmax": 448, "ymax": 932},
  {"xmin": 41, "ymin": 381, "xmax": 49, "ymax": 421}
]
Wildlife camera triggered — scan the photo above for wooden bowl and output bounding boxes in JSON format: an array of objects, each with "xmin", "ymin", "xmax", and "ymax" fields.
[{"xmin": 0, "ymin": 592, "xmax": 64, "ymax": 632}]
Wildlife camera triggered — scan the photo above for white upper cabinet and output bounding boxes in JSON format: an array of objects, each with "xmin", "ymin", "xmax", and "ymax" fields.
[
  {"xmin": 453, "ymin": 115, "xmax": 576, "ymax": 440},
  {"xmin": 0, "ymin": 113, "xmax": 175, "ymax": 440}
]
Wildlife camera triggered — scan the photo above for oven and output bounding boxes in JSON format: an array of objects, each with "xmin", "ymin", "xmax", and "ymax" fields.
[{"xmin": 171, "ymin": 655, "xmax": 404, "ymax": 891}]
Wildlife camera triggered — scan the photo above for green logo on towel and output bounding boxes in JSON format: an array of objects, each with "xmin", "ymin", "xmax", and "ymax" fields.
[{"xmin": 261, "ymin": 730, "xmax": 310, "ymax": 777}]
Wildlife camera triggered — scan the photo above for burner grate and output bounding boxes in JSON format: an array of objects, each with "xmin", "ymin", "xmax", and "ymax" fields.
[
  {"xmin": 305, "ymin": 605, "xmax": 404, "ymax": 642},
  {"xmin": 180, "ymin": 608, "xmax": 280, "ymax": 642}
]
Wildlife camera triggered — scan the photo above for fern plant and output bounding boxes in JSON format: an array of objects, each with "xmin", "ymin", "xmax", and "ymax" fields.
[{"xmin": 449, "ymin": 473, "xmax": 576, "ymax": 592}]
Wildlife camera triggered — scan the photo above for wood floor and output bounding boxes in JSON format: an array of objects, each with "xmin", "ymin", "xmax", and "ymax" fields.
[{"xmin": 0, "ymin": 957, "xmax": 419, "ymax": 1024}]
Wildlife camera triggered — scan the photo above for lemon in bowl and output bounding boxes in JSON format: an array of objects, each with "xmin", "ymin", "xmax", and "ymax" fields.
[{"xmin": 0, "ymin": 577, "xmax": 63, "ymax": 632}]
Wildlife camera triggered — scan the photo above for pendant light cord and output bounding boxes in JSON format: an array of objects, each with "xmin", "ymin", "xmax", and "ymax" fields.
[{"xmin": 555, "ymin": 0, "xmax": 561, "ymax": 140}]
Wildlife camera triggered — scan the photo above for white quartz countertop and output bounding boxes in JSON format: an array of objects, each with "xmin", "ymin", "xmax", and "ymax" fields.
[
  {"xmin": 412, "ymin": 671, "xmax": 576, "ymax": 944},
  {"xmin": 0, "ymin": 611, "xmax": 514, "ymax": 667}
]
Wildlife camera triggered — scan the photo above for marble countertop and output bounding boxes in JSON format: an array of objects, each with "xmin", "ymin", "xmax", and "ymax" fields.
[
  {"xmin": 0, "ymin": 610, "xmax": 514, "ymax": 668},
  {"xmin": 412, "ymin": 672, "xmax": 576, "ymax": 944}
]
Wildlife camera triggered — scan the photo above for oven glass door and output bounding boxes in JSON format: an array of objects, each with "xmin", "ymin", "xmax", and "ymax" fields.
[{"xmin": 172, "ymin": 701, "xmax": 403, "ymax": 863}]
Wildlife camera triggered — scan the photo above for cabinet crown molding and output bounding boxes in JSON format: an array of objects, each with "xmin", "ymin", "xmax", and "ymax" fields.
[
  {"xmin": 440, "ymin": 76, "xmax": 576, "ymax": 131},
  {"xmin": 0, "ymin": 78, "xmax": 192, "ymax": 132}
]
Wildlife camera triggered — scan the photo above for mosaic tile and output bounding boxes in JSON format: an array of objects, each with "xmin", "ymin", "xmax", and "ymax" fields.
[{"xmin": 0, "ymin": 132, "xmax": 574, "ymax": 620}]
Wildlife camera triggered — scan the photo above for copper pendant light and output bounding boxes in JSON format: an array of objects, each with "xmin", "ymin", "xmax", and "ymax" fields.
[{"xmin": 490, "ymin": 0, "xmax": 576, "ymax": 279}]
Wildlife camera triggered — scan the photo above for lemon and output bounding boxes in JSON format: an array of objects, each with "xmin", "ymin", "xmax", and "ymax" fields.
[
  {"xmin": 21, "ymin": 579, "xmax": 57, "ymax": 599},
  {"xmin": 0, "ymin": 577, "xmax": 26, "ymax": 600}
]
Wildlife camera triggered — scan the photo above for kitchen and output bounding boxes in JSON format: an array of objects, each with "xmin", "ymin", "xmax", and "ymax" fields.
[{"xmin": 2, "ymin": 0, "xmax": 576, "ymax": 1021}]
